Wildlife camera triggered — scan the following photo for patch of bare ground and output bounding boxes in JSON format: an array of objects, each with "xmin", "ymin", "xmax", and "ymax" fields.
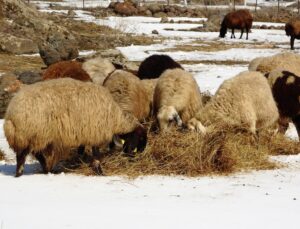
[
  {"xmin": 0, "ymin": 53, "xmax": 44, "ymax": 73},
  {"xmin": 48, "ymin": 15, "xmax": 159, "ymax": 50},
  {"xmin": 163, "ymin": 41, "xmax": 277, "ymax": 53},
  {"xmin": 61, "ymin": 124, "xmax": 300, "ymax": 177},
  {"xmin": 179, "ymin": 60, "xmax": 249, "ymax": 65}
]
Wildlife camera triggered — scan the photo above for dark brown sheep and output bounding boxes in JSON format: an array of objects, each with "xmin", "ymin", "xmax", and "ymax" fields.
[
  {"xmin": 137, "ymin": 54, "xmax": 183, "ymax": 80},
  {"xmin": 267, "ymin": 69, "xmax": 300, "ymax": 139},
  {"xmin": 42, "ymin": 61, "xmax": 91, "ymax": 82},
  {"xmin": 285, "ymin": 19, "xmax": 300, "ymax": 50},
  {"xmin": 219, "ymin": 9, "xmax": 253, "ymax": 40}
]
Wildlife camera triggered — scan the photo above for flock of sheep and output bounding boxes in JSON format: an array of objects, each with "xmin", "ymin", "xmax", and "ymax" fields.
[
  {"xmin": 4, "ymin": 9, "xmax": 300, "ymax": 177},
  {"xmin": 3, "ymin": 51, "xmax": 300, "ymax": 177}
]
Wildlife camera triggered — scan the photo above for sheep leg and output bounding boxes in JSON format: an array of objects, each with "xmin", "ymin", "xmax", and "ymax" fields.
[
  {"xmin": 77, "ymin": 145, "xmax": 85, "ymax": 155},
  {"xmin": 35, "ymin": 152, "xmax": 48, "ymax": 174},
  {"xmin": 246, "ymin": 27, "xmax": 249, "ymax": 40},
  {"xmin": 291, "ymin": 36, "xmax": 295, "ymax": 50},
  {"xmin": 231, "ymin": 29, "xmax": 235, "ymax": 38},
  {"xmin": 16, "ymin": 148, "xmax": 30, "ymax": 177},
  {"xmin": 91, "ymin": 146, "xmax": 103, "ymax": 175},
  {"xmin": 240, "ymin": 29, "xmax": 244, "ymax": 39}
]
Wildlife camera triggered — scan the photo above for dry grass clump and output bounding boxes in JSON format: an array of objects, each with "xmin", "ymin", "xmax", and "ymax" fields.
[
  {"xmin": 62, "ymin": 124, "xmax": 300, "ymax": 177},
  {"xmin": 0, "ymin": 148, "xmax": 5, "ymax": 161}
]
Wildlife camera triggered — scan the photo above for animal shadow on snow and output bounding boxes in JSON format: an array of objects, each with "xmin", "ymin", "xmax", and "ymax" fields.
[{"xmin": 0, "ymin": 163, "xmax": 40, "ymax": 176}]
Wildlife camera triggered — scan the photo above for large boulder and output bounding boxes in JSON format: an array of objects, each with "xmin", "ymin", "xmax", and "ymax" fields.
[
  {"xmin": 39, "ymin": 33, "xmax": 79, "ymax": 66},
  {"xmin": 114, "ymin": 1, "xmax": 138, "ymax": 16},
  {"xmin": 0, "ymin": 33, "xmax": 38, "ymax": 54}
]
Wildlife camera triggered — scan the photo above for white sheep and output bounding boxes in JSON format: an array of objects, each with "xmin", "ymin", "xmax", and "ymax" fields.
[
  {"xmin": 4, "ymin": 78, "xmax": 147, "ymax": 177},
  {"xmin": 190, "ymin": 71, "xmax": 279, "ymax": 134},
  {"xmin": 82, "ymin": 56, "xmax": 116, "ymax": 85},
  {"xmin": 153, "ymin": 68, "xmax": 205, "ymax": 132}
]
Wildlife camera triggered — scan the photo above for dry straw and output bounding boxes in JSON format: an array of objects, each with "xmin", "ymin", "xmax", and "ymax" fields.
[{"xmin": 62, "ymin": 123, "xmax": 300, "ymax": 177}]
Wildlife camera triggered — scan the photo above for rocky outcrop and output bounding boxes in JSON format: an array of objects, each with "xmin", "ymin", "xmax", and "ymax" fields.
[
  {"xmin": 0, "ymin": 33, "xmax": 38, "ymax": 54},
  {"xmin": 39, "ymin": 33, "xmax": 78, "ymax": 66}
]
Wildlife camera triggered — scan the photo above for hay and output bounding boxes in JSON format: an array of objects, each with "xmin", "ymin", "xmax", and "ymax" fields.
[
  {"xmin": 61, "ymin": 125, "xmax": 300, "ymax": 177},
  {"xmin": 0, "ymin": 148, "xmax": 4, "ymax": 161}
]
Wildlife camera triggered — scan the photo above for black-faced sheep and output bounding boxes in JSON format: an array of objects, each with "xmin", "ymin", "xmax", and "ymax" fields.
[
  {"xmin": 4, "ymin": 78, "xmax": 147, "ymax": 177},
  {"xmin": 103, "ymin": 70, "xmax": 152, "ymax": 121},
  {"xmin": 137, "ymin": 54, "xmax": 183, "ymax": 80},
  {"xmin": 219, "ymin": 9, "xmax": 253, "ymax": 40},
  {"xmin": 285, "ymin": 19, "xmax": 300, "ymax": 50},
  {"xmin": 82, "ymin": 56, "xmax": 116, "ymax": 85},
  {"xmin": 153, "ymin": 68, "xmax": 204, "ymax": 132},
  {"xmin": 42, "ymin": 61, "xmax": 91, "ymax": 82},
  {"xmin": 248, "ymin": 52, "xmax": 300, "ymax": 75},
  {"xmin": 189, "ymin": 71, "xmax": 279, "ymax": 134},
  {"xmin": 267, "ymin": 69, "xmax": 300, "ymax": 139}
]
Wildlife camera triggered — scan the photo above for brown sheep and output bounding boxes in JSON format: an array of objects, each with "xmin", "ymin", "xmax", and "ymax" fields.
[
  {"xmin": 285, "ymin": 19, "xmax": 300, "ymax": 50},
  {"xmin": 267, "ymin": 69, "xmax": 300, "ymax": 139},
  {"xmin": 42, "ymin": 61, "xmax": 91, "ymax": 82},
  {"xmin": 4, "ymin": 78, "xmax": 148, "ymax": 177},
  {"xmin": 219, "ymin": 9, "xmax": 253, "ymax": 40}
]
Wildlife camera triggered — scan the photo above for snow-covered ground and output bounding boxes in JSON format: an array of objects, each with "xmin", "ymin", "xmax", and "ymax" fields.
[{"xmin": 1, "ymin": 2, "xmax": 300, "ymax": 229}]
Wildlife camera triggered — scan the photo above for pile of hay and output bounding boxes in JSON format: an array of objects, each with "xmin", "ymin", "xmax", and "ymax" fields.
[{"xmin": 63, "ymin": 125, "xmax": 300, "ymax": 177}]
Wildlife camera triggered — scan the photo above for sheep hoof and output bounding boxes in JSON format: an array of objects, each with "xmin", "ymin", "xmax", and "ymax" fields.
[
  {"xmin": 15, "ymin": 172, "xmax": 22, "ymax": 178},
  {"xmin": 91, "ymin": 160, "xmax": 103, "ymax": 175}
]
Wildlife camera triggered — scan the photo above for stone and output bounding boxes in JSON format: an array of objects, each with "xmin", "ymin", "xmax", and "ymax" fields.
[
  {"xmin": 0, "ymin": 33, "xmax": 38, "ymax": 54},
  {"xmin": 152, "ymin": 30, "xmax": 159, "ymax": 34},
  {"xmin": 114, "ymin": 2, "xmax": 138, "ymax": 16}
]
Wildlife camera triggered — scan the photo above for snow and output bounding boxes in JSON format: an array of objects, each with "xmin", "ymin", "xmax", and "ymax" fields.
[{"xmin": 1, "ymin": 2, "xmax": 300, "ymax": 228}]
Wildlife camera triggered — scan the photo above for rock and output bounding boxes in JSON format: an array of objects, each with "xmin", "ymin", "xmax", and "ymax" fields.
[
  {"xmin": 114, "ymin": 2, "xmax": 138, "ymax": 16},
  {"xmin": 260, "ymin": 25, "xmax": 268, "ymax": 29},
  {"xmin": 152, "ymin": 30, "xmax": 159, "ymax": 34},
  {"xmin": 39, "ymin": 33, "xmax": 79, "ymax": 66},
  {"xmin": 148, "ymin": 4, "xmax": 161, "ymax": 14},
  {"xmin": 0, "ymin": 73, "xmax": 18, "ymax": 118},
  {"xmin": 67, "ymin": 9, "xmax": 76, "ymax": 17},
  {"xmin": 137, "ymin": 5, "xmax": 148, "ymax": 13},
  {"xmin": 145, "ymin": 10, "xmax": 152, "ymax": 16},
  {"xmin": 0, "ymin": 33, "xmax": 38, "ymax": 54},
  {"xmin": 153, "ymin": 12, "xmax": 167, "ymax": 18},
  {"xmin": 100, "ymin": 49, "xmax": 122, "ymax": 58},
  {"xmin": 160, "ymin": 16, "xmax": 169, "ymax": 23},
  {"xmin": 15, "ymin": 70, "xmax": 42, "ymax": 84}
]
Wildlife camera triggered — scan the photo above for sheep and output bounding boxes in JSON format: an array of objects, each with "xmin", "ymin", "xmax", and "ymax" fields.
[
  {"xmin": 137, "ymin": 54, "xmax": 183, "ymax": 80},
  {"xmin": 189, "ymin": 71, "xmax": 279, "ymax": 134},
  {"xmin": 267, "ymin": 69, "xmax": 300, "ymax": 139},
  {"xmin": 285, "ymin": 19, "xmax": 300, "ymax": 50},
  {"xmin": 249, "ymin": 52, "xmax": 300, "ymax": 75},
  {"xmin": 82, "ymin": 56, "xmax": 116, "ymax": 85},
  {"xmin": 4, "ymin": 78, "xmax": 148, "ymax": 177},
  {"xmin": 153, "ymin": 68, "xmax": 205, "ymax": 132},
  {"xmin": 219, "ymin": 9, "xmax": 253, "ymax": 40},
  {"xmin": 103, "ymin": 70, "xmax": 152, "ymax": 121},
  {"xmin": 42, "ymin": 61, "xmax": 91, "ymax": 82},
  {"xmin": 248, "ymin": 57, "xmax": 264, "ymax": 71}
]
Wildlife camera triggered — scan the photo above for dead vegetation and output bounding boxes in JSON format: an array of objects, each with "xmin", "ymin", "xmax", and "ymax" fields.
[
  {"xmin": 0, "ymin": 53, "xmax": 44, "ymax": 73},
  {"xmin": 0, "ymin": 148, "xmax": 4, "ymax": 161},
  {"xmin": 61, "ymin": 125, "xmax": 300, "ymax": 177}
]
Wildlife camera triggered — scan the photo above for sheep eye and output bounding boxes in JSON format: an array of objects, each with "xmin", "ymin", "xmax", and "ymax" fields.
[
  {"xmin": 133, "ymin": 148, "xmax": 137, "ymax": 153},
  {"xmin": 121, "ymin": 139, "xmax": 125, "ymax": 145}
]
